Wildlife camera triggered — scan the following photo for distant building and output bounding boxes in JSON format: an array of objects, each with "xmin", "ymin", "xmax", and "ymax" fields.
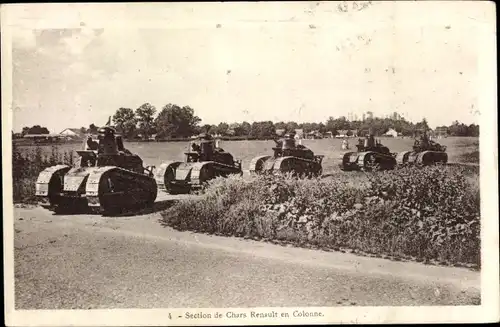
[
  {"xmin": 324, "ymin": 131, "xmax": 334, "ymax": 138},
  {"xmin": 383, "ymin": 128, "xmax": 401, "ymax": 138},
  {"xmin": 59, "ymin": 128, "xmax": 86, "ymax": 139}
]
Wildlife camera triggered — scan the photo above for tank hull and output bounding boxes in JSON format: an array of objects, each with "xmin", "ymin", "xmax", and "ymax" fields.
[
  {"xmin": 249, "ymin": 155, "xmax": 323, "ymax": 177},
  {"xmin": 340, "ymin": 151, "xmax": 397, "ymax": 171},
  {"xmin": 395, "ymin": 150, "xmax": 448, "ymax": 166},
  {"xmin": 155, "ymin": 160, "xmax": 243, "ymax": 194},
  {"xmin": 36, "ymin": 165, "xmax": 157, "ymax": 214}
]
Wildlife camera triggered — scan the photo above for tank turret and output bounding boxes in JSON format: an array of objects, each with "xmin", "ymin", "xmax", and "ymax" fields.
[{"xmin": 155, "ymin": 133, "xmax": 243, "ymax": 194}]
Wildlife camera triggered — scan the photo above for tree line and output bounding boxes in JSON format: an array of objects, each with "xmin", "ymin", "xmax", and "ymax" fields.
[
  {"xmin": 15, "ymin": 103, "xmax": 480, "ymax": 140},
  {"xmin": 107, "ymin": 103, "xmax": 480, "ymax": 140}
]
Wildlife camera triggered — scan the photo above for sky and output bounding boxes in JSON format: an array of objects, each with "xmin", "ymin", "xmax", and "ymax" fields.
[{"xmin": 4, "ymin": 1, "xmax": 494, "ymax": 133}]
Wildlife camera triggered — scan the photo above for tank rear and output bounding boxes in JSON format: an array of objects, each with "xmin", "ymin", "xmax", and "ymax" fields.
[
  {"xmin": 395, "ymin": 148, "xmax": 448, "ymax": 166},
  {"xmin": 156, "ymin": 160, "xmax": 242, "ymax": 194},
  {"xmin": 36, "ymin": 165, "xmax": 97, "ymax": 212},
  {"xmin": 250, "ymin": 149, "xmax": 323, "ymax": 177},
  {"xmin": 36, "ymin": 164, "xmax": 156, "ymax": 214}
]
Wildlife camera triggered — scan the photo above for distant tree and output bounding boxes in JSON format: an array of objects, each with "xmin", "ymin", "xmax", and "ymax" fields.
[
  {"xmin": 325, "ymin": 117, "xmax": 338, "ymax": 135},
  {"xmin": 232, "ymin": 121, "xmax": 251, "ymax": 137},
  {"xmin": 274, "ymin": 121, "xmax": 287, "ymax": 130},
  {"xmin": 155, "ymin": 104, "xmax": 201, "ymax": 139},
  {"xmin": 113, "ymin": 107, "xmax": 137, "ymax": 139},
  {"xmin": 200, "ymin": 124, "xmax": 213, "ymax": 134},
  {"xmin": 80, "ymin": 127, "xmax": 87, "ymax": 134},
  {"xmin": 209, "ymin": 124, "xmax": 218, "ymax": 134},
  {"xmin": 25, "ymin": 125, "xmax": 50, "ymax": 135},
  {"xmin": 285, "ymin": 121, "xmax": 299, "ymax": 133},
  {"xmin": 448, "ymin": 120, "xmax": 469, "ymax": 136},
  {"xmin": 216, "ymin": 122, "xmax": 230, "ymax": 136},
  {"xmin": 317, "ymin": 122, "xmax": 327, "ymax": 134},
  {"xmin": 240, "ymin": 121, "xmax": 252, "ymax": 136},
  {"xmin": 135, "ymin": 103, "xmax": 157, "ymax": 140},
  {"xmin": 250, "ymin": 121, "xmax": 275, "ymax": 139},
  {"xmin": 467, "ymin": 124, "xmax": 480, "ymax": 137},
  {"xmin": 301, "ymin": 122, "xmax": 313, "ymax": 133}
]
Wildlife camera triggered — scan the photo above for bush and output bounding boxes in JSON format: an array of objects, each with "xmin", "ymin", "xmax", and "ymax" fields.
[
  {"xmin": 12, "ymin": 143, "xmax": 75, "ymax": 203},
  {"xmin": 161, "ymin": 166, "xmax": 480, "ymax": 268},
  {"xmin": 457, "ymin": 150, "xmax": 480, "ymax": 164}
]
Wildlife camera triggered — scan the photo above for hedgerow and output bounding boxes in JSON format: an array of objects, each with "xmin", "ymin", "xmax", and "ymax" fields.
[
  {"xmin": 12, "ymin": 143, "xmax": 75, "ymax": 203},
  {"xmin": 161, "ymin": 166, "xmax": 480, "ymax": 268}
]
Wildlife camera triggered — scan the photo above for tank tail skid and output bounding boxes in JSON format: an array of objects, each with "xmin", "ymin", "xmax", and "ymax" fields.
[{"xmin": 250, "ymin": 155, "xmax": 322, "ymax": 177}]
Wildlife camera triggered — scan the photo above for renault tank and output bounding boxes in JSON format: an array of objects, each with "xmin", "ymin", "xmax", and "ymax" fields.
[
  {"xmin": 249, "ymin": 133, "xmax": 324, "ymax": 177},
  {"xmin": 395, "ymin": 132, "xmax": 448, "ymax": 166},
  {"xmin": 155, "ymin": 133, "xmax": 243, "ymax": 194},
  {"xmin": 340, "ymin": 134, "xmax": 396, "ymax": 171},
  {"xmin": 35, "ymin": 126, "xmax": 157, "ymax": 214}
]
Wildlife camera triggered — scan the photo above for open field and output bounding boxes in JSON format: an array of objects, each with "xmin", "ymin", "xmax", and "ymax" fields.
[{"xmin": 14, "ymin": 136, "xmax": 479, "ymax": 173}]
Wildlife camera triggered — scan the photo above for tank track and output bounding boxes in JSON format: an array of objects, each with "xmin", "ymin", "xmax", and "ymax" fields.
[
  {"xmin": 249, "ymin": 155, "xmax": 322, "ymax": 177},
  {"xmin": 36, "ymin": 166, "xmax": 157, "ymax": 214},
  {"xmin": 395, "ymin": 150, "xmax": 448, "ymax": 166}
]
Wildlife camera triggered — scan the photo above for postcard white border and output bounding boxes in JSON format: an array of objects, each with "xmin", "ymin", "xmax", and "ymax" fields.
[{"xmin": 2, "ymin": 2, "xmax": 499, "ymax": 325}]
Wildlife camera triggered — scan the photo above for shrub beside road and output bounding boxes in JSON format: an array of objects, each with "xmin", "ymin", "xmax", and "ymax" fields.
[{"xmin": 161, "ymin": 166, "xmax": 480, "ymax": 269}]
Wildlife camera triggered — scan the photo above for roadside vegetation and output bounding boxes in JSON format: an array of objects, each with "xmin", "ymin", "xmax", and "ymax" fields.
[
  {"xmin": 12, "ymin": 143, "xmax": 74, "ymax": 203},
  {"xmin": 161, "ymin": 166, "xmax": 480, "ymax": 269},
  {"xmin": 12, "ymin": 140, "xmax": 481, "ymax": 269}
]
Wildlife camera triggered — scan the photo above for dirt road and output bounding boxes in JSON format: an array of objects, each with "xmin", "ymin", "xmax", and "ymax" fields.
[{"xmin": 13, "ymin": 200, "xmax": 480, "ymax": 309}]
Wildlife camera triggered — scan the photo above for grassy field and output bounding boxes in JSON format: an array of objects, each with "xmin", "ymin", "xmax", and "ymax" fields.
[{"xmin": 14, "ymin": 136, "xmax": 479, "ymax": 174}]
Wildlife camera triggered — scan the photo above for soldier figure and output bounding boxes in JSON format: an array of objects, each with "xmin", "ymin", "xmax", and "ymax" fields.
[
  {"xmin": 198, "ymin": 133, "xmax": 215, "ymax": 162},
  {"xmin": 97, "ymin": 126, "xmax": 118, "ymax": 155},
  {"xmin": 86, "ymin": 136, "xmax": 99, "ymax": 151}
]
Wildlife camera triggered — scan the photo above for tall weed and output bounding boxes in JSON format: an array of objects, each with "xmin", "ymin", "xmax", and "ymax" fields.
[
  {"xmin": 12, "ymin": 143, "xmax": 74, "ymax": 203},
  {"xmin": 161, "ymin": 166, "xmax": 480, "ymax": 268}
]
